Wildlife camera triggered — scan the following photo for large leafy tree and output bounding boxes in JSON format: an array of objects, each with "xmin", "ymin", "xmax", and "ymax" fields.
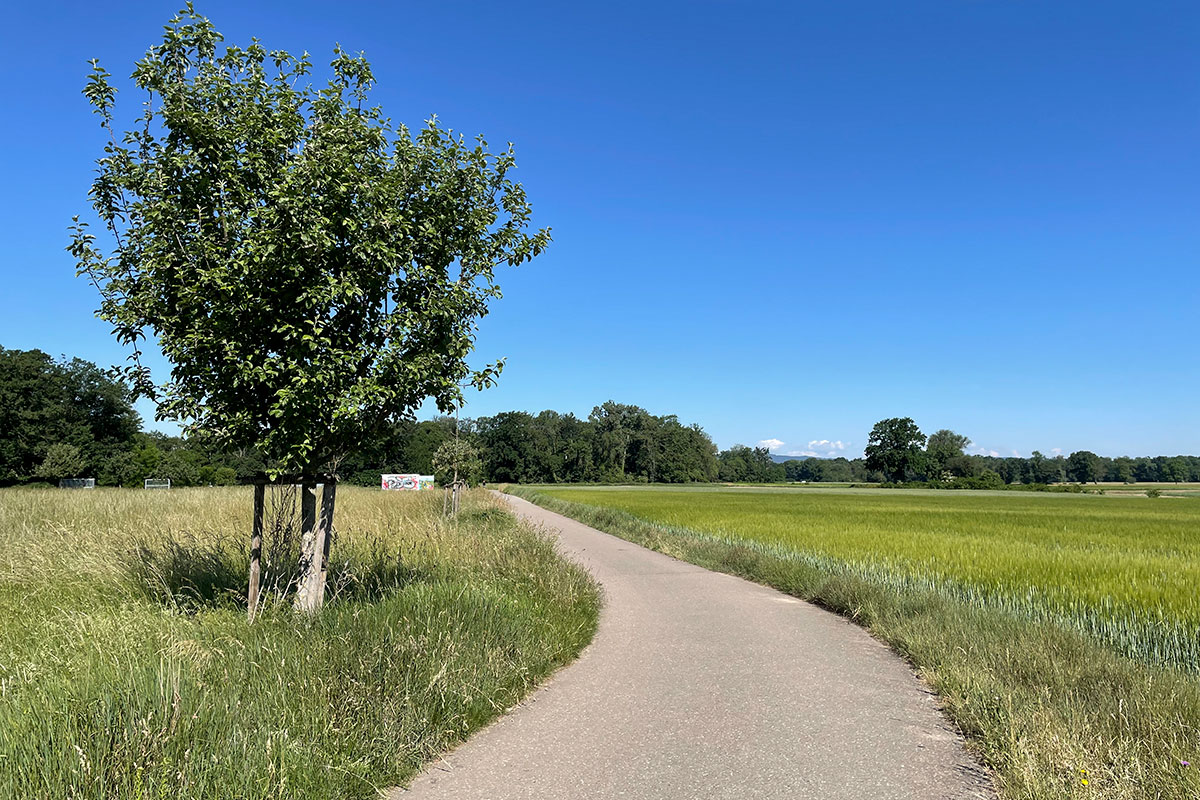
[
  {"xmin": 69, "ymin": 5, "xmax": 549, "ymax": 479},
  {"xmin": 0, "ymin": 348, "xmax": 140, "ymax": 483},
  {"xmin": 925, "ymin": 428, "xmax": 972, "ymax": 478},
  {"xmin": 1066, "ymin": 450, "xmax": 1102, "ymax": 484},
  {"xmin": 863, "ymin": 417, "xmax": 927, "ymax": 482}
]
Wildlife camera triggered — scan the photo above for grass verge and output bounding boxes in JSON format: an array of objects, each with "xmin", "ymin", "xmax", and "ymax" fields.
[
  {"xmin": 0, "ymin": 487, "xmax": 599, "ymax": 799},
  {"xmin": 506, "ymin": 485, "xmax": 1200, "ymax": 800}
]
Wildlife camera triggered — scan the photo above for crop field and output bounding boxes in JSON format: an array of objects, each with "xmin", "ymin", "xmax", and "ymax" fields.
[
  {"xmin": 513, "ymin": 484, "xmax": 1200, "ymax": 800},
  {"xmin": 0, "ymin": 487, "xmax": 598, "ymax": 799},
  {"xmin": 530, "ymin": 485, "xmax": 1200, "ymax": 668}
]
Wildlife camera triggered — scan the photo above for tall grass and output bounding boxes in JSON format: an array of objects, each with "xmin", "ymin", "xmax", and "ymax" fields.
[
  {"xmin": 511, "ymin": 485, "xmax": 1200, "ymax": 800},
  {"xmin": 0, "ymin": 487, "xmax": 598, "ymax": 799}
]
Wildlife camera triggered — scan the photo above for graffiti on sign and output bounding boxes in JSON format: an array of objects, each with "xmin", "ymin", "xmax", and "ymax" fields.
[{"xmin": 381, "ymin": 474, "xmax": 436, "ymax": 491}]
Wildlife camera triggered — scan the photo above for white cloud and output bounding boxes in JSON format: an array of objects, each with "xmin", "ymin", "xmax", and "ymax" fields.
[
  {"xmin": 1011, "ymin": 449, "xmax": 1022, "ymax": 458},
  {"xmin": 1051, "ymin": 448, "xmax": 1063, "ymax": 456},
  {"xmin": 970, "ymin": 446, "xmax": 1002, "ymax": 458},
  {"xmin": 778, "ymin": 439, "xmax": 852, "ymax": 458},
  {"xmin": 758, "ymin": 438, "xmax": 785, "ymax": 452}
]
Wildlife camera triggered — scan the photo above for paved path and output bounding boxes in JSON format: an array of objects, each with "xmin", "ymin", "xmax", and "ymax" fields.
[{"xmin": 395, "ymin": 493, "xmax": 994, "ymax": 799}]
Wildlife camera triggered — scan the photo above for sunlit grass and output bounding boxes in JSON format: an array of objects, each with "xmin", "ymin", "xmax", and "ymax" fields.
[{"xmin": 0, "ymin": 487, "xmax": 598, "ymax": 799}]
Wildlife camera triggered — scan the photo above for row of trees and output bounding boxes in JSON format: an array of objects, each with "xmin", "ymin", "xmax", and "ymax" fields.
[
  {"xmin": 860, "ymin": 417, "xmax": 1200, "ymax": 485},
  {"xmin": 4, "ymin": 349, "xmax": 1197, "ymax": 488},
  {"xmin": 339, "ymin": 401, "xmax": 721, "ymax": 485},
  {"xmin": 1, "ymin": 352, "xmax": 723, "ymax": 487}
]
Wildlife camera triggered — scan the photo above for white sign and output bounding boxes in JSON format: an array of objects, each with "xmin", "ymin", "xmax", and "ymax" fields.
[{"xmin": 381, "ymin": 474, "xmax": 435, "ymax": 491}]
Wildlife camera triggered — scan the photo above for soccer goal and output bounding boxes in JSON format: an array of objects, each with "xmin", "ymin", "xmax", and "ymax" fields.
[
  {"xmin": 59, "ymin": 478, "xmax": 95, "ymax": 489},
  {"xmin": 144, "ymin": 478, "xmax": 172, "ymax": 490}
]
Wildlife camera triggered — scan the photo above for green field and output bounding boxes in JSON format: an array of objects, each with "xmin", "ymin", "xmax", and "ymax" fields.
[
  {"xmin": 0, "ymin": 487, "xmax": 598, "ymax": 799},
  {"xmin": 513, "ymin": 484, "xmax": 1200, "ymax": 800},
  {"xmin": 532, "ymin": 485, "xmax": 1200, "ymax": 668}
]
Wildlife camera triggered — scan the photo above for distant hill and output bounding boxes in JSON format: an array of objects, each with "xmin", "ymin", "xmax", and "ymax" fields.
[{"xmin": 770, "ymin": 454, "xmax": 811, "ymax": 463}]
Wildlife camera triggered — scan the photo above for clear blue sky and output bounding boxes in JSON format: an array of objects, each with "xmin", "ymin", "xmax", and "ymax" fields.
[{"xmin": 1, "ymin": 1, "xmax": 1196, "ymax": 458}]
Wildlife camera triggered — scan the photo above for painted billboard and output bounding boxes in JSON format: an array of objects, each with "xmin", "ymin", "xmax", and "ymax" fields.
[{"xmin": 381, "ymin": 474, "xmax": 436, "ymax": 491}]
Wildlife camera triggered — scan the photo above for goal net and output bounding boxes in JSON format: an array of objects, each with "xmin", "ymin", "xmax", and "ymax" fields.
[{"xmin": 144, "ymin": 478, "xmax": 172, "ymax": 490}]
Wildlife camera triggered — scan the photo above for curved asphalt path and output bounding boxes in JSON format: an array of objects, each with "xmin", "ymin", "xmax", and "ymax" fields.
[{"xmin": 394, "ymin": 492, "xmax": 994, "ymax": 799}]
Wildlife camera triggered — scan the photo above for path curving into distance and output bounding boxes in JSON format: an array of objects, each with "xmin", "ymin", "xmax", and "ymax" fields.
[{"xmin": 394, "ymin": 492, "xmax": 995, "ymax": 800}]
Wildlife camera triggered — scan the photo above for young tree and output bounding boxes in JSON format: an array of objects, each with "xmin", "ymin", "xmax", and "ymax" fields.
[
  {"xmin": 70, "ymin": 7, "xmax": 548, "ymax": 607},
  {"xmin": 432, "ymin": 438, "xmax": 483, "ymax": 487},
  {"xmin": 863, "ymin": 417, "xmax": 927, "ymax": 482}
]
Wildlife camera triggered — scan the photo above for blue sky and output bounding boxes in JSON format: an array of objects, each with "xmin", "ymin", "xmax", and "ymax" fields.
[{"xmin": 1, "ymin": 1, "xmax": 1197, "ymax": 458}]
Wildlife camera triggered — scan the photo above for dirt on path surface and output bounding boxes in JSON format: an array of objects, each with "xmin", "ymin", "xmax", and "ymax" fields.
[{"xmin": 394, "ymin": 492, "xmax": 994, "ymax": 800}]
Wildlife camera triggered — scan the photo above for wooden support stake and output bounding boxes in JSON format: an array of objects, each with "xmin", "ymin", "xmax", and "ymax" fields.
[
  {"xmin": 248, "ymin": 482, "xmax": 265, "ymax": 622},
  {"xmin": 294, "ymin": 479, "xmax": 319, "ymax": 612}
]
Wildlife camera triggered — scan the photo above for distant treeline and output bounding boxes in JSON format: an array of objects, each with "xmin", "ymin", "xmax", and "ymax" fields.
[{"xmin": 2, "ymin": 347, "xmax": 1197, "ymax": 487}]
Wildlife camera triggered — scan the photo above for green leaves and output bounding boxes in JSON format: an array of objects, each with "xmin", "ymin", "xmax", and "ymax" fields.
[
  {"xmin": 71, "ymin": 7, "xmax": 549, "ymax": 475},
  {"xmin": 82, "ymin": 60, "xmax": 116, "ymax": 123},
  {"xmin": 864, "ymin": 417, "xmax": 928, "ymax": 483}
]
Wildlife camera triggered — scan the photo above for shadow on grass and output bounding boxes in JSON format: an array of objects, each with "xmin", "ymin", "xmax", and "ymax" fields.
[{"xmin": 125, "ymin": 531, "xmax": 427, "ymax": 613}]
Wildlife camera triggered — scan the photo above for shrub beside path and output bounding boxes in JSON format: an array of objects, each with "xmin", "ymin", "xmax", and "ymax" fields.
[{"xmin": 394, "ymin": 492, "xmax": 994, "ymax": 799}]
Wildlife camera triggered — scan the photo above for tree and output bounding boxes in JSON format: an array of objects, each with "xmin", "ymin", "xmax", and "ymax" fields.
[
  {"xmin": 478, "ymin": 411, "xmax": 540, "ymax": 483},
  {"xmin": 1106, "ymin": 456, "xmax": 1135, "ymax": 484},
  {"xmin": 211, "ymin": 466, "xmax": 238, "ymax": 486},
  {"xmin": 926, "ymin": 429, "xmax": 970, "ymax": 479},
  {"xmin": 71, "ymin": 6, "xmax": 547, "ymax": 479},
  {"xmin": 402, "ymin": 419, "xmax": 456, "ymax": 475},
  {"xmin": 159, "ymin": 449, "xmax": 203, "ymax": 487},
  {"xmin": 99, "ymin": 450, "xmax": 139, "ymax": 487},
  {"xmin": 35, "ymin": 443, "xmax": 88, "ymax": 482},
  {"xmin": 70, "ymin": 8, "xmax": 547, "ymax": 607},
  {"xmin": 0, "ymin": 348, "xmax": 139, "ymax": 484},
  {"xmin": 1029, "ymin": 450, "xmax": 1063, "ymax": 484},
  {"xmin": 432, "ymin": 438, "xmax": 483, "ymax": 487},
  {"xmin": 1161, "ymin": 456, "xmax": 1188, "ymax": 483},
  {"xmin": 1066, "ymin": 450, "xmax": 1102, "ymax": 484},
  {"xmin": 863, "ymin": 417, "xmax": 926, "ymax": 482},
  {"xmin": 717, "ymin": 445, "xmax": 783, "ymax": 483},
  {"xmin": 589, "ymin": 402, "xmax": 643, "ymax": 477}
]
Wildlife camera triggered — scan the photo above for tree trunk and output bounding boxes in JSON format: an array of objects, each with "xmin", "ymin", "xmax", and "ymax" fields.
[
  {"xmin": 294, "ymin": 479, "xmax": 322, "ymax": 613},
  {"xmin": 314, "ymin": 481, "xmax": 336, "ymax": 603},
  {"xmin": 247, "ymin": 482, "xmax": 265, "ymax": 621}
]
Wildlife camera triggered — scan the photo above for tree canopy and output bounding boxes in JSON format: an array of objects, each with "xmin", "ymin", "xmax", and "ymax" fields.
[
  {"xmin": 926, "ymin": 429, "xmax": 972, "ymax": 479},
  {"xmin": 69, "ymin": 5, "xmax": 549, "ymax": 476},
  {"xmin": 864, "ymin": 417, "xmax": 927, "ymax": 482},
  {"xmin": 0, "ymin": 347, "xmax": 140, "ymax": 482}
]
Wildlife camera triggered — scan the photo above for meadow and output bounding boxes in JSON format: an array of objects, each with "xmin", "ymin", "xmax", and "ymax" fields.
[
  {"xmin": 0, "ymin": 486, "xmax": 599, "ymax": 799},
  {"xmin": 511, "ymin": 484, "xmax": 1200, "ymax": 800}
]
